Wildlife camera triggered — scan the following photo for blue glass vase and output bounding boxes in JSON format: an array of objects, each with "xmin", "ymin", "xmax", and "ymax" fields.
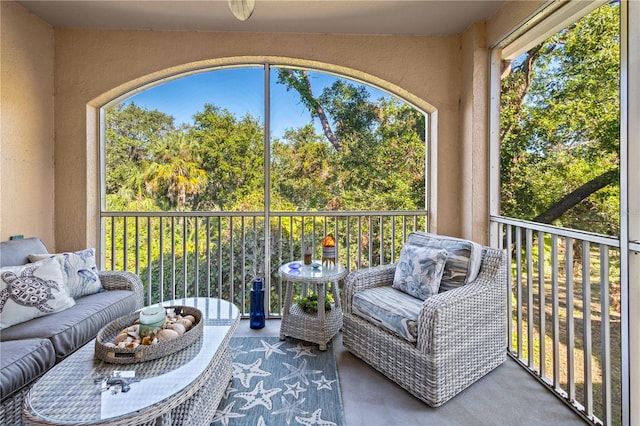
[{"xmin": 250, "ymin": 277, "xmax": 265, "ymax": 329}]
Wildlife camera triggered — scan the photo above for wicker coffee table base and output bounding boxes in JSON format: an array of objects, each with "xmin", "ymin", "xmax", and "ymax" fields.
[
  {"xmin": 23, "ymin": 298, "xmax": 239, "ymax": 426},
  {"xmin": 23, "ymin": 340, "xmax": 235, "ymax": 426}
]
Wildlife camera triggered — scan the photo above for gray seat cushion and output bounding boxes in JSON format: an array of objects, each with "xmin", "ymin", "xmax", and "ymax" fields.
[
  {"xmin": 352, "ymin": 285, "xmax": 423, "ymax": 343},
  {"xmin": 0, "ymin": 338, "xmax": 55, "ymax": 400},
  {"xmin": 0, "ymin": 290, "xmax": 137, "ymax": 361},
  {"xmin": 0, "ymin": 237, "xmax": 49, "ymax": 267}
]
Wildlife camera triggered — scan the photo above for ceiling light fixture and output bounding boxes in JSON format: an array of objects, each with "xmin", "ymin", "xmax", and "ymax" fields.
[{"xmin": 228, "ymin": 0, "xmax": 255, "ymax": 21}]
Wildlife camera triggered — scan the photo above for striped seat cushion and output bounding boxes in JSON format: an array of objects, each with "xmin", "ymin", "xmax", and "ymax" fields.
[{"xmin": 352, "ymin": 286, "xmax": 422, "ymax": 343}]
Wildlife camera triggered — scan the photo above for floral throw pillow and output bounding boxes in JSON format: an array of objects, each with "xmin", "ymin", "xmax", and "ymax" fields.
[
  {"xmin": 29, "ymin": 248, "xmax": 103, "ymax": 299},
  {"xmin": 0, "ymin": 257, "xmax": 76, "ymax": 330},
  {"xmin": 392, "ymin": 244, "xmax": 448, "ymax": 301}
]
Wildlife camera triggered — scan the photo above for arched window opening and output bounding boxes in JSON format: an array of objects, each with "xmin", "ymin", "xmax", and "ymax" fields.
[
  {"xmin": 104, "ymin": 65, "xmax": 427, "ymax": 213},
  {"xmin": 100, "ymin": 63, "xmax": 429, "ymax": 317}
]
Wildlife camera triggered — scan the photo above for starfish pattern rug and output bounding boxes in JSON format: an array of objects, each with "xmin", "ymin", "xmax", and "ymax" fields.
[{"xmin": 212, "ymin": 336, "xmax": 345, "ymax": 426}]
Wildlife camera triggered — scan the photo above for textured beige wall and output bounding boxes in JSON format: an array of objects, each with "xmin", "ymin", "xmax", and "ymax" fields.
[
  {"xmin": 0, "ymin": 2, "xmax": 56, "ymax": 249},
  {"xmin": 459, "ymin": 22, "xmax": 490, "ymax": 245},
  {"xmin": 486, "ymin": 0, "xmax": 547, "ymax": 48},
  {"xmin": 53, "ymin": 29, "xmax": 463, "ymax": 250},
  {"xmin": 0, "ymin": 0, "xmax": 546, "ymax": 252}
]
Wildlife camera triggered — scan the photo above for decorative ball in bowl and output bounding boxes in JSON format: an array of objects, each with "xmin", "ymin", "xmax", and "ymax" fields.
[{"xmin": 95, "ymin": 306, "xmax": 202, "ymax": 364}]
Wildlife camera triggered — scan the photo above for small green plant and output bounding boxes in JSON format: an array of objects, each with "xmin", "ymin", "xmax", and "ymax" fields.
[{"xmin": 297, "ymin": 293, "xmax": 333, "ymax": 314}]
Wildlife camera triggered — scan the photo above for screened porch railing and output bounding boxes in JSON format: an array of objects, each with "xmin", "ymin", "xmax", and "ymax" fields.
[
  {"xmin": 101, "ymin": 210, "xmax": 620, "ymax": 425},
  {"xmin": 100, "ymin": 210, "xmax": 427, "ymax": 317},
  {"xmin": 491, "ymin": 215, "xmax": 621, "ymax": 426}
]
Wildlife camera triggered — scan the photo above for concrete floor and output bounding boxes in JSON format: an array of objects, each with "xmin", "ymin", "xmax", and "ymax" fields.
[{"xmin": 234, "ymin": 319, "xmax": 587, "ymax": 426}]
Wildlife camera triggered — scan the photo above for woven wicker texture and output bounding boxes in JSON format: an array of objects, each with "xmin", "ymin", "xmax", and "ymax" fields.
[
  {"xmin": 95, "ymin": 306, "xmax": 203, "ymax": 364},
  {"xmin": 1, "ymin": 270, "xmax": 145, "ymax": 426},
  {"xmin": 279, "ymin": 263, "xmax": 347, "ymax": 351},
  {"xmin": 343, "ymin": 246, "xmax": 507, "ymax": 407},
  {"xmin": 22, "ymin": 298, "xmax": 239, "ymax": 426},
  {"xmin": 98, "ymin": 271, "xmax": 145, "ymax": 310},
  {"xmin": 0, "ymin": 388, "xmax": 29, "ymax": 426}
]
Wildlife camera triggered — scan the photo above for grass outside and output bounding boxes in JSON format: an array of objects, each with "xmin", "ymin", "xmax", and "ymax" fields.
[{"xmin": 509, "ymin": 239, "xmax": 621, "ymax": 426}]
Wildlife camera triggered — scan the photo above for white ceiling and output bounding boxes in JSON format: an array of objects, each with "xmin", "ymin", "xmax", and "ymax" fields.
[{"xmin": 17, "ymin": 0, "xmax": 505, "ymax": 36}]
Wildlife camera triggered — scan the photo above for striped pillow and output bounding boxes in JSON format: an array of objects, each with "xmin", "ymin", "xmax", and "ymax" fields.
[{"xmin": 407, "ymin": 232, "xmax": 483, "ymax": 292}]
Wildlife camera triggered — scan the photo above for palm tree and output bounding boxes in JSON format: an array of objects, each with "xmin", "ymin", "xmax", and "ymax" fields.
[{"xmin": 143, "ymin": 130, "xmax": 207, "ymax": 211}]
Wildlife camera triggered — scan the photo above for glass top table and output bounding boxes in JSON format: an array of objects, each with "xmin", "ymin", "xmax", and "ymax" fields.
[
  {"xmin": 23, "ymin": 297, "xmax": 239, "ymax": 425},
  {"xmin": 278, "ymin": 260, "xmax": 348, "ymax": 351},
  {"xmin": 278, "ymin": 260, "xmax": 348, "ymax": 283}
]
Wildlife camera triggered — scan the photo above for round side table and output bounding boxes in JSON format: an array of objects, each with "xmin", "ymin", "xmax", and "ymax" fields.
[{"xmin": 278, "ymin": 261, "xmax": 348, "ymax": 350}]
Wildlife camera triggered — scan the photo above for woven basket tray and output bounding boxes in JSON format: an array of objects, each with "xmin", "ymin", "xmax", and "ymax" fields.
[{"xmin": 95, "ymin": 306, "xmax": 203, "ymax": 364}]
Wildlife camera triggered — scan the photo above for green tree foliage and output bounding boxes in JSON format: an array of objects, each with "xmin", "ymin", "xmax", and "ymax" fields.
[
  {"xmin": 106, "ymin": 71, "xmax": 426, "ymax": 215},
  {"xmin": 274, "ymin": 69, "xmax": 426, "ymax": 211},
  {"xmin": 105, "ymin": 102, "xmax": 174, "ymax": 209},
  {"xmin": 500, "ymin": 2, "xmax": 620, "ymax": 235},
  {"xmin": 188, "ymin": 104, "xmax": 264, "ymax": 211},
  {"xmin": 143, "ymin": 129, "xmax": 207, "ymax": 211},
  {"xmin": 271, "ymin": 125, "xmax": 335, "ymax": 209}
]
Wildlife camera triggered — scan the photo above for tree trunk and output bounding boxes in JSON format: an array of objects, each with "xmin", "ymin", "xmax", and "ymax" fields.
[
  {"xmin": 278, "ymin": 69, "xmax": 341, "ymax": 151},
  {"xmin": 532, "ymin": 169, "xmax": 618, "ymax": 224},
  {"xmin": 299, "ymin": 71, "xmax": 341, "ymax": 152}
]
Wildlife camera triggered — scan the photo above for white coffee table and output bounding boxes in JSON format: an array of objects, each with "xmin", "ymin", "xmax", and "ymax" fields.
[{"xmin": 23, "ymin": 297, "xmax": 239, "ymax": 426}]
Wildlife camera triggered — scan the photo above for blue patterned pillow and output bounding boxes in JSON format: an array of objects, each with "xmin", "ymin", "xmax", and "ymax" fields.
[
  {"xmin": 29, "ymin": 248, "xmax": 103, "ymax": 299},
  {"xmin": 392, "ymin": 244, "xmax": 448, "ymax": 300}
]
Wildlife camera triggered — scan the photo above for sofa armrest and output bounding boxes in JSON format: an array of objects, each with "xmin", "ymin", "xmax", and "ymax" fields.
[
  {"xmin": 416, "ymin": 247, "xmax": 507, "ymax": 356},
  {"xmin": 98, "ymin": 271, "xmax": 145, "ymax": 309},
  {"xmin": 344, "ymin": 263, "xmax": 397, "ymax": 313}
]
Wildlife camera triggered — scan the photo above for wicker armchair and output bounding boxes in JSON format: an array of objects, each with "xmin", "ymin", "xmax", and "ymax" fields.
[{"xmin": 342, "ymin": 242, "xmax": 507, "ymax": 407}]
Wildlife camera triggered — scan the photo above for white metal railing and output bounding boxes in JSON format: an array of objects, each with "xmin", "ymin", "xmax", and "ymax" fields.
[
  {"xmin": 491, "ymin": 216, "xmax": 621, "ymax": 426},
  {"xmin": 100, "ymin": 210, "xmax": 427, "ymax": 316}
]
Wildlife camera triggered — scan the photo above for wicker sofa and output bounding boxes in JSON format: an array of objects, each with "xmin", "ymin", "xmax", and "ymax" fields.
[
  {"xmin": 342, "ymin": 232, "xmax": 507, "ymax": 407},
  {"xmin": 0, "ymin": 237, "xmax": 144, "ymax": 425}
]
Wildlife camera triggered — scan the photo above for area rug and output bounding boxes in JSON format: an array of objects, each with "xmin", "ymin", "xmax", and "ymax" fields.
[{"xmin": 211, "ymin": 336, "xmax": 345, "ymax": 426}]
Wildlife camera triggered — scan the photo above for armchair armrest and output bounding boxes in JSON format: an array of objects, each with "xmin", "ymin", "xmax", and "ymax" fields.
[
  {"xmin": 343, "ymin": 263, "xmax": 397, "ymax": 313},
  {"xmin": 416, "ymin": 247, "xmax": 507, "ymax": 356},
  {"xmin": 98, "ymin": 271, "xmax": 145, "ymax": 309}
]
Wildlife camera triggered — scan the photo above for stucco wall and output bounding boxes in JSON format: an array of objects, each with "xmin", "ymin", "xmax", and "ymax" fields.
[
  {"xmin": 459, "ymin": 22, "xmax": 490, "ymax": 245},
  {"xmin": 0, "ymin": 0, "xmax": 546, "ymax": 252},
  {"xmin": 486, "ymin": 0, "xmax": 547, "ymax": 47},
  {"xmin": 53, "ymin": 29, "xmax": 463, "ymax": 250},
  {"xmin": 0, "ymin": 1, "xmax": 55, "ymax": 249}
]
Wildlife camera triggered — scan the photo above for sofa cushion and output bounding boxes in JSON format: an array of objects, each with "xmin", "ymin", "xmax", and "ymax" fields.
[
  {"xmin": 407, "ymin": 232, "xmax": 483, "ymax": 292},
  {"xmin": 29, "ymin": 249, "xmax": 104, "ymax": 299},
  {"xmin": 0, "ymin": 290, "xmax": 137, "ymax": 361},
  {"xmin": 392, "ymin": 244, "xmax": 448, "ymax": 300},
  {"xmin": 0, "ymin": 338, "xmax": 56, "ymax": 401},
  {"xmin": 0, "ymin": 237, "xmax": 48, "ymax": 268},
  {"xmin": 352, "ymin": 286, "xmax": 422, "ymax": 343},
  {"xmin": 0, "ymin": 258, "xmax": 76, "ymax": 330}
]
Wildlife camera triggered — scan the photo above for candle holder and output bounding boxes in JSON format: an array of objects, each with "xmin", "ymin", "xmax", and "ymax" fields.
[{"xmin": 321, "ymin": 234, "xmax": 336, "ymax": 267}]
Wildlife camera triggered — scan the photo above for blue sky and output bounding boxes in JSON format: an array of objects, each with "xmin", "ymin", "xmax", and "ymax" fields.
[{"xmin": 124, "ymin": 67, "xmax": 390, "ymax": 139}]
